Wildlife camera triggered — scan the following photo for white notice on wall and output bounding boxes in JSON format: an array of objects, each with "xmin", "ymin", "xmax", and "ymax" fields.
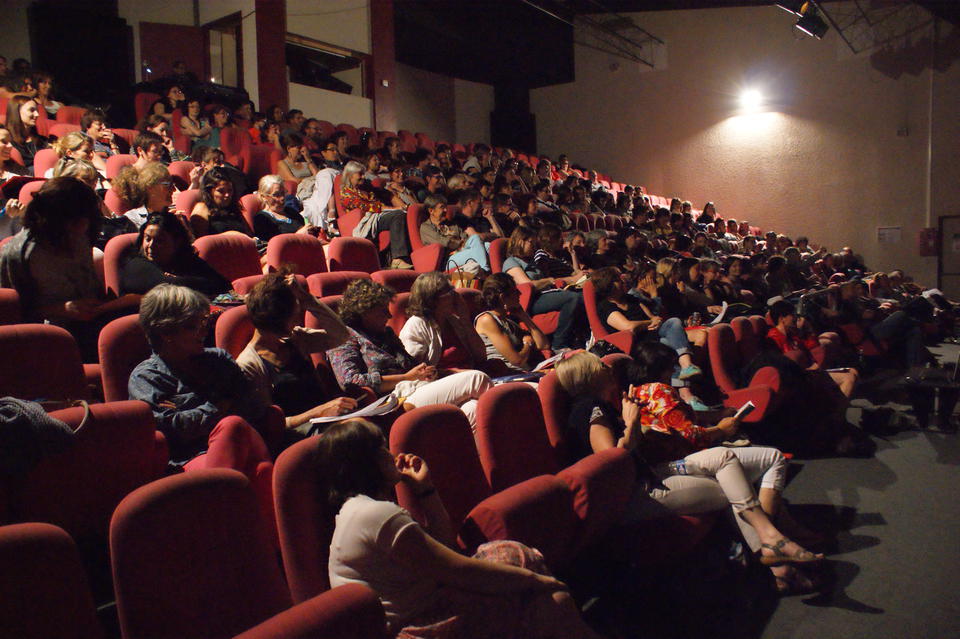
[{"xmin": 877, "ymin": 227, "xmax": 901, "ymax": 243}]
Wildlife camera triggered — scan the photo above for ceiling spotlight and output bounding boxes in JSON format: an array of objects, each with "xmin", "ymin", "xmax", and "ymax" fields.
[
  {"xmin": 795, "ymin": 9, "xmax": 829, "ymax": 39},
  {"xmin": 740, "ymin": 88, "xmax": 763, "ymax": 110}
]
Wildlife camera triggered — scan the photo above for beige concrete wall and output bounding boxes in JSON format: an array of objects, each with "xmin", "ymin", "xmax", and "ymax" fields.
[
  {"xmin": 454, "ymin": 78, "xmax": 494, "ymax": 145},
  {"xmin": 287, "ymin": 0, "xmax": 371, "ymax": 54},
  {"xmin": 289, "ymin": 82, "xmax": 373, "ymax": 127},
  {"xmin": 530, "ymin": 5, "xmax": 955, "ymax": 283},
  {"xmin": 395, "ymin": 62, "xmax": 456, "ymax": 142}
]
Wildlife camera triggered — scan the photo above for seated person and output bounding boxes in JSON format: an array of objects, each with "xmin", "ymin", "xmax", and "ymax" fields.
[
  {"xmin": 766, "ymin": 300, "xmax": 858, "ymax": 398},
  {"xmin": 327, "ymin": 279, "xmax": 493, "ymax": 429},
  {"xmin": 128, "ymin": 284, "xmax": 271, "ymax": 474},
  {"xmin": 419, "ymin": 193, "xmax": 491, "ymax": 274},
  {"xmin": 532, "ymin": 224, "xmax": 581, "ymax": 280},
  {"xmin": 136, "ymin": 114, "xmax": 189, "ymax": 163},
  {"xmin": 180, "ymin": 98, "xmax": 212, "ymax": 149},
  {"xmin": 555, "ymin": 351, "xmax": 822, "ymax": 596},
  {"xmin": 591, "ymin": 266, "xmax": 704, "ymax": 392},
  {"xmin": 0, "ymin": 178, "xmax": 139, "ymax": 360},
  {"xmin": 384, "ymin": 161, "xmax": 417, "ymax": 208},
  {"xmin": 339, "ymin": 160, "xmax": 412, "ymax": 269},
  {"xmin": 276, "ymin": 132, "xmax": 317, "ymax": 185},
  {"xmin": 237, "ymin": 270, "xmax": 358, "ymax": 434},
  {"xmin": 190, "ymin": 167, "xmax": 254, "ymax": 237},
  {"xmin": 81, "ymin": 108, "xmax": 121, "ymax": 171},
  {"xmin": 149, "ymin": 84, "xmax": 184, "ymax": 123},
  {"xmin": 6, "ymin": 95, "xmax": 48, "ymax": 174},
  {"xmin": 474, "ymin": 273, "xmax": 551, "ymax": 372},
  {"xmin": 253, "ymin": 174, "xmax": 313, "ymax": 241},
  {"xmin": 398, "ymin": 272, "xmax": 497, "ymax": 374},
  {"xmin": 320, "ymin": 419, "xmax": 603, "ymax": 638},
  {"xmin": 119, "ymin": 211, "xmax": 230, "ymax": 297},
  {"xmin": 502, "ymin": 226, "xmax": 587, "ymax": 351},
  {"xmin": 451, "ymin": 188, "xmax": 506, "ymax": 240},
  {"xmin": 114, "ymin": 162, "xmax": 175, "ymax": 228},
  {"xmin": 131, "ymin": 132, "xmax": 167, "ymax": 171},
  {"xmin": 46, "ymin": 132, "xmax": 105, "ymax": 187}
]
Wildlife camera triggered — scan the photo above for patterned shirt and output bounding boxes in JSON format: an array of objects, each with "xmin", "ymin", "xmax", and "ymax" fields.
[
  {"xmin": 340, "ymin": 185, "xmax": 382, "ymax": 215},
  {"xmin": 633, "ymin": 382, "xmax": 710, "ymax": 455},
  {"xmin": 327, "ymin": 326, "xmax": 415, "ymax": 394}
]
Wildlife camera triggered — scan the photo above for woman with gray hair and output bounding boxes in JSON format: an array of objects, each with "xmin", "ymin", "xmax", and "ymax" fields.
[
  {"xmin": 253, "ymin": 174, "xmax": 314, "ymax": 241},
  {"xmin": 339, "ymin": 159, "xmax": 412, "ymax": 269},
  {"xmin": 128, "ymin": 283, "xmax": 272, "ymax": 472}
]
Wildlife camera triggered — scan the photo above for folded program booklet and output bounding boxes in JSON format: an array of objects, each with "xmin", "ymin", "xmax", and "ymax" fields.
[{"xmin": 310, "ymin": 393, "xmax": 399, "ymax": 424}]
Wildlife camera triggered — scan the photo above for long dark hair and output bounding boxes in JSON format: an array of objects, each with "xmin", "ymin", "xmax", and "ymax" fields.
[
  {"xmin": 316, "ymin": 419, "xmax": 389, "ymax": 513},
  {"xmin": 24, "ymin": 177, "xmax": 102, "ymax": 249},
  {"xmin": 199, "ymin": 167, "xmax": 241, "ymax": 217},
  {"xmin": 481, "ymin": 273, "xmax": 518, "ymax": 310},
  {"xmin": 5, "ymin": 95, "xmax": 41, "ymax": 145},
  {"xmin": 630, "ymin": 341, "xmax": 678, "ymax": 384},
  {"xmin": 137, "ymin": 212, "xmax": 193, "ymax": 263}
]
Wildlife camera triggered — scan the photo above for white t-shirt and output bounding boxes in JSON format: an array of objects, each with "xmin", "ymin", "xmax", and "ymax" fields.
[
  {"xmin": 399, "ymin": 315, "xmax": 442, "ymax": 366},
  {"xmin": 328, "ymin": 494, "xmax": 438, "ymax": 626}
]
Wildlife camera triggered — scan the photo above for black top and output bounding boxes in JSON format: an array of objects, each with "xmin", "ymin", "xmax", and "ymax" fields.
[
  {"xmin": 566, "ymin": 397, "xmax": 621, "ymax": 465},
  {"xmin": 209, "ymin": 213, "xmax": 252, "ymax": 236},
  {"xmin": 597, "ymin": 297, "xmax": 650, "ymax": 333},
  {"xmin": 253, "ymin": 210, "xmax": 305, "ymax": 241},
  {"xmin": 263, "ymin": 350, "xmax": 330, "ymax": 418},
  {"xmin": 449, "ymin": 212, "xmax": 492, "ymax": 236},
  {"xmin": 657, "ymin": 284, "xmax": 695, "ymax": 320},
  {"xmin": 12, "ymin": 138, "xmax": 49, "ymax": 174},
  {"xmin": 120, "ymin": 251, "xmax": 232, "ymax": 297}
]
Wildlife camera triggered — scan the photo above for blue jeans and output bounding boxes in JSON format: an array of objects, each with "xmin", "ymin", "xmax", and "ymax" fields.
[
  {"xmin": 447, "ymin": 234, "xmax": 490, "ymax": 272},
  {"xmin": 530, "ymin": 288, "xmax": 586, "ymax": 350},
  {"xmin": 658, "ymin": 317, "xmax": 692, "ymax": 356},
  {"xmin": 869, "ymin": 310, "xmax": 928, "ymax": 367}
]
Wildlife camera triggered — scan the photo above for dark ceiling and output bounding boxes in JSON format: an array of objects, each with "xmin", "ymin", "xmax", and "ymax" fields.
[{"xmin": 394, "ymin": 1, "xmax": 959, "ymax": 89}]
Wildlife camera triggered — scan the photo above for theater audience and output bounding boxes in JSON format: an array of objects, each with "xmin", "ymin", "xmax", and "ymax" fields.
[{"xmin": 253, "ymin": 174, "xmax": 311, "ymax": 240}]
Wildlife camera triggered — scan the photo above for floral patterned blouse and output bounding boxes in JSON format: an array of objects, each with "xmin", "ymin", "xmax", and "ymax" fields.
[
  {"xmin": 633, "ymin": 382, "xmax": 710, "ymax": 458},
  {"xmin": 326, "ymin": 326, "xmax": 414, "ymax": 395},
  {"xmin": 340, "ymin": 185, "xmax": 382, "ymax": 215}
]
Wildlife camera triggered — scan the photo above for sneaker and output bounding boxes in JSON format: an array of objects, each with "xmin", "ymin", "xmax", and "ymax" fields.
[
  {"xmin": 687, "ymin": 397, "xmax": 711, "ymax": 412},
  {"xmin": 678, "ymin": 364, "xmax": 703, "ymax": 380},
  {"xmin": 391, "ymin": 258, "xmax": 413, "ymax": 270}
]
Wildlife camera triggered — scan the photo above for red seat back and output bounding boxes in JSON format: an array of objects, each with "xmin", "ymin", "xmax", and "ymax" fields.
[
  {"xmin": 194, "ymin": 233, "xmax": 262, "ymax": 283},
  {"xmin": 707, "ymin": 323, "xmax": 743, "ymax": 393},
  {"xmin": 110, "ymin": 470, "xmax": 291, "ymax": 639},
  {"xmin": 167, "ymin": 160, "xmax": 194, "ymax": 190},
  {"xmin": 406, "ymin": 204, "xmax": 428, "ymax": 252},
  {"xmin": 306, "ymin": 270, "xmax": 371, "ymax": 297},
  {"xmin": 0, "ymin": 288, "xmax": 21, "ymax": 325},
  {"xmin": 215, "ymin": 305, "xmax": 255, "ymax": 359},
  {"xmin": 326, "ymin": 236, "xmax": 380, "ymax": 273},
  {"xmin": 16, "ymin": 180, "xmax": 45, "ymax": 206},
  {"xmin": 475, "ymin": 382, "xmax": 559, "ymax": 492},
  {"xmin": 265, "ymin": 233, "xmax": 328, "ymax": 276},
  {"xmin": 536, "ymin": 370, "xmax": 575, "ymax": 464},
  {"xmin": 102, "ymin": 232, "xmax": 139, "ymax": 297},
  {"xmin": 98, "ymin": 314, "xmax": 151, "ymax": 403},
  {"xmin": 488, "ymin": 237, "xmax": 507, "ymax": 273},
  {"xmin": 581, "ymin": 278, "xmax": 610, "ymax": 339},
  {"xmin": 370, "ymin": 269, "xmax": 418, "ymax": 293},
  {"xmin": 173, "ymin": 188, "xmax": 201, "ymax": 214},
  {"xmin": 134, "ymin": 92, "xmax": 160, "ymax": 122},
  {"xmin": 48, "ymin": 122, "xmax": 80, "ymax": 139},
  {"xmin": 387, "ymin": 291, "xmax": 411, "ymax": 335},
  {"xmin": 731, "ymin": 316, "xmax": 761, "ymax": 363},
  {"xmin": 0, "ymin": 523, "xmax": 104, "ymax": 639},
  {"xmin": 105, "ymin": 154, "xmax": 136, "ymax": 179},
  {"xmin": 390, "ymin": 405, "xmax": 493, "ymax": 531},
  {"xmin": 32, "ymin": 148, "xmax": 57, "ymax": 177},
  {"xmin": 273, "ymin": 437, "xmax": 333, "ymax": 602},
  {"xmin": 103, "ymin": 188, "xmax": 131, "ymax": 215},
  {"xmin": 239, "ymin": 193, "xmax": 260, "ymax": 232},
  {"xmin": 0, "ymin": 324, "xmax": 87, "ymax": 401},
  {"xmin": 12, "ymin": 401, "xmax": 166, "ymax": 543},
  {"xmin": 55, "ymin": 105, "xmax": 86, "ymax": 125}
]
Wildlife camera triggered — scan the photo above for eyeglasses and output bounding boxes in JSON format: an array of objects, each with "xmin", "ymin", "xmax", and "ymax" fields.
[
  {"xmin": 157, "ymin": 180, "xmax": 172, "ymax": 187},
  {"xmin": 323, "ymin": 147, "xmax": 337, "ymax": 152}
]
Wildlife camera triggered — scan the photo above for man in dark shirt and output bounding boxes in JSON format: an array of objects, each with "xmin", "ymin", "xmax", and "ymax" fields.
[
  {"xmin": 447, "ymin": 188, "xmax": 505, "ymax": 240},
  {"xmin": 416, "ymin": 165, "xmax": 446, "ymax": 203}
]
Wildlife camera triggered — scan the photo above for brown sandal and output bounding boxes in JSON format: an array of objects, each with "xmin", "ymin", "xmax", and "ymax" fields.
[{"xmin": 759, "ymin": 538, "xmax": 824, "ymax": 566}]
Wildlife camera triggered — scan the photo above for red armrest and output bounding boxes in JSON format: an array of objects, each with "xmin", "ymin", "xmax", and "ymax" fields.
[
  {"xmin": 233, "ymin": 584, "xmax": 386, "ymax": 639},
  {"xmin": 721, "ymin": 385, "xmax": 774, "ymax": 423}
]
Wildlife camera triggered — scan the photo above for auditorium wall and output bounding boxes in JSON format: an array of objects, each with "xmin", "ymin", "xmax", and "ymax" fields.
[{"xmin": 531, "ymin": 5, "xmax": 958, "ymax": 284}]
